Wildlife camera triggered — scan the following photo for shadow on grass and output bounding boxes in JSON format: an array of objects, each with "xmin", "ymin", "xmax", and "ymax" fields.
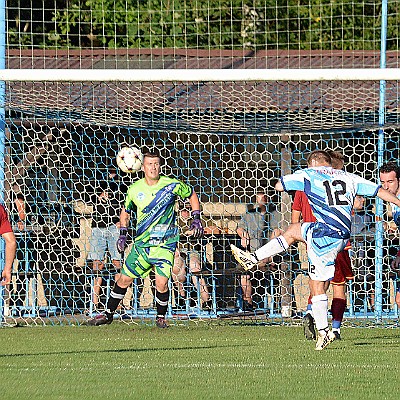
[
  {"xmin": 0, "ymin": 343, "xmax": 245, "ymax": 358},
  {"xmin": 354, "ymin": 341, "xmax": 400, "ymax": 346},
  {"xmin": 352, "ymin": 332, "xmax": 400, "ymax": 347}
]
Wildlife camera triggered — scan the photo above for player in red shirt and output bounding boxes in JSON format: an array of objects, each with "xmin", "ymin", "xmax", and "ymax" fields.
[
  {"xmin": 0, "ymin": 204, "xmax": 17, "ymax": 287},
  {"xmin": 292, "ymin": 151, "xmax": 354, "ymax": 341}
]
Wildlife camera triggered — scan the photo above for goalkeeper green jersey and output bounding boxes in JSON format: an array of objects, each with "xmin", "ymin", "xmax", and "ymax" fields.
[{"xmin": 124, "ymin": 175, "xmax": 192, "ymax": 246}]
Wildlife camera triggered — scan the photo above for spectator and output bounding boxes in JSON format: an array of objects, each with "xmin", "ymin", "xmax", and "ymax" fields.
[
  {"xmin": 267, "ymin": 200, "xmax": 293, "ymax": 317},
  {"xmin": 172, "ymin": 200, "xmax": 212, "ymax": 311},
  {"xmin": 88, "ymin": 150, "xmax": 204, "ymax": 328},
  {"xmin": 379, "ymin": 162, "xmax": 400, "ymax": 309},
  {"xmin": 10, "ymin": 181, "xmax": 38, "ymax": 315},
  {"xmin": 237, "ymin": 193, "xmax": 292, "ymax": 314},
  {"xmin": 236, "ymin": 193, "xmax": 269, "ymax": 311},
  {"xmin": 231, "ymin": 150, "xmax": 400, "ymax": 350},
  {"xmin": 87, "ymin": 168, "xmax": 128, "ymax": 311}
]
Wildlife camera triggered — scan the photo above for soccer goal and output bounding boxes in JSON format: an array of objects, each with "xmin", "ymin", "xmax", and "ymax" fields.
[{"xmin": 0, "ymin": 67, "xmax": 399, "ymax": 327}]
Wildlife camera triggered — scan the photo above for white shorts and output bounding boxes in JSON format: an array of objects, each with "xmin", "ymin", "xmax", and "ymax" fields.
[{"xmin": 301, "ymin": 222, "xmax": 347, "ymax": 282}]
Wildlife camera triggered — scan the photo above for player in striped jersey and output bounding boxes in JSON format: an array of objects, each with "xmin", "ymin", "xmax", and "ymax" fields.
[
  {"xmin": 293, "ymin": 150, "xmax": 355, "ymax": 341},
  {"xmin": 232, "ymin": 150, "xmax": 400, "ymax": 350}
]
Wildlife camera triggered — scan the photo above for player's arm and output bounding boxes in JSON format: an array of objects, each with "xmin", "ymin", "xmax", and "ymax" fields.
[
  {"xmin": 187, "ymin": 191, "xmax": 203, "ymax": 238},
  {"xmin": 291, "ymin": 209, "xmax": 301, "ymax": 223},
  {"xmin": 377, "ymin": 187, "xmax": 400, "ymax": 208},
  {"xmin": 116, "ymin": 207, "xmax": 130, "ymax": 253},
  {"xmin": 15, "ymin": 195, "xmax": 26, "ymax": 231},
  {"xmin": 188, "ymin": 191, "xmax": 201, "ymax": 213},
  {"xmin": 119, "ymin": 206, "xmax": 130, "ymax": 228},
  {"xmin": 1, "ymin": 231, "xmax": 17, "ymax": 286},
  {"xmin": 276, "ymin": 172, "xmax": 305, "ymax": 193},
  {"xmin": 275, "ymin": 180, "xmax": 284, "ymax": 192}
]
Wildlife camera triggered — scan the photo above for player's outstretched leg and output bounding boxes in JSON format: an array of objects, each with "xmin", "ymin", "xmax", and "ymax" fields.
[
  {"xmin": 315, "ymin": 330, "xmax": 336, "ymax": 350},
  {"xmin": 230, "ymin": 244, "xmax": 258, "ymax": 271}
]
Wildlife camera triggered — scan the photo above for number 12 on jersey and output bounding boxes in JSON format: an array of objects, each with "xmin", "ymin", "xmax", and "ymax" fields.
[{"xmin": 323, "ymin": 180, "xmax": 347, "ymax": 206}]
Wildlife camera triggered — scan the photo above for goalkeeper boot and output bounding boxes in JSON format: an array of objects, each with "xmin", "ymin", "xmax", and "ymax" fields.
[
  {"xmin": 315, "ymin": 330, "xmax": 336, "ymax": 351},
  {"xmin": 230, "ymin": 244, "xmax": 258, "ymax": 271},
  {"xmin": 156, "ymin": 316, "xmax": 169, "ymax": 328},
  {"xmin": 302, "ymin": 313, "xmax": 316, "ymax": 340},
  {"xmin": 87, "ymin": 311, "xmax": 113, "ymax": 326}
]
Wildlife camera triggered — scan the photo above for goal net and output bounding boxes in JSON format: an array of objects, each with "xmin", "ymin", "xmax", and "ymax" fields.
[
  {"xmin": 1, "ymin": 0, "xmax": 400, "ymax": 326},
  {"xmin": 1, "ymin": 68, "xmax": 399, "ymax": 326}
]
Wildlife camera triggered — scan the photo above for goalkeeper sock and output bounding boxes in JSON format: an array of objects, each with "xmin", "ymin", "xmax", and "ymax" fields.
[
  {"xmin": 255, "ymin": 235, "xmax": 289, "ymax": 261},
  {"xmin": 311, "ymin": 294, "xmax": 329, "ymax": 332},
  {"xmin": 155, "ymin": 290, "xmax": 170, "ymax": 317},
  {"xmin": 106, "ymin": 284, "xmax": 127, "ymax": 314}
]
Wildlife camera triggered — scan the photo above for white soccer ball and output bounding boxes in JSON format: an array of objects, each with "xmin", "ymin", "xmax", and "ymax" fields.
[{"xmin": 116, "ymin": 146, "xmax": 143, "ymax": 173}]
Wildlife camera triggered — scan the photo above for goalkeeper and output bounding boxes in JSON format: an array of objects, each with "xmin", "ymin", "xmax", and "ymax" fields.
[{"xmin": 88, "ymin": 150, "xmax": 204, "ymax": 328}]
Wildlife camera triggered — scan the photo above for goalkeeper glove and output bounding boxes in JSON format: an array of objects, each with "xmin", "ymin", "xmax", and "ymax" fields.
[
  {"xmin": 116, "ymin": 227, "xmax": 128, "ymax": 253},
  {"xmin": 189, "ymin": 210, "xmax": 204, "ymax": 239}
]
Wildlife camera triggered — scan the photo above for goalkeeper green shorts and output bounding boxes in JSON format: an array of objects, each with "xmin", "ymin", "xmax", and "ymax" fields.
[{"xmin": 122, "ymin": 242, "xmax": 175, "ymax": 279}]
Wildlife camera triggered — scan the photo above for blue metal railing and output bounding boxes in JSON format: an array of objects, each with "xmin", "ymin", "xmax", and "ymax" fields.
[{"xmin": 375, "ymin": 0, "xmax": 389, "ymax": 322}]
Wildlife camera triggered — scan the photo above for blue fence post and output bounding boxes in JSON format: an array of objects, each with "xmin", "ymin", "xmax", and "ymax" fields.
[{"xmin": 375, "ymin": 0, "xmax": 388, "ymax": 323}]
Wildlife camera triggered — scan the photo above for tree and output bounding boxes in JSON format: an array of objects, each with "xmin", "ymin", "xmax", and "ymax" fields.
[{"xmin": 6, "ymin": 0, "xmax": 399, "ymax": 51}]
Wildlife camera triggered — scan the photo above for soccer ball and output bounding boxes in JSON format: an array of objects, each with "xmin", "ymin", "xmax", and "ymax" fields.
[{"xmin": 116, "ymin": 146, "xmax": 143, "ymax": 173}]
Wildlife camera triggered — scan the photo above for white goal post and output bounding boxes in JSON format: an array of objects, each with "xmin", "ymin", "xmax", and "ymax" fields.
[
  {"xmin": 0, "ymin": 68, "xmax": 399, "ymax": 82},
  {"xmin": 0, "ymin": 67, "xmax": 399, "ymax": 324}
]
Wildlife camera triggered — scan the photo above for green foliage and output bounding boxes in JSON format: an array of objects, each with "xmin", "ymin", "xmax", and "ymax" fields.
[
  {"xmin": 0, "ymin": 323, "xmax": 399, "ymax": 400},
  {"xmin": 5, "ymin": 0, "xmax": 400, "ymax": 50}
]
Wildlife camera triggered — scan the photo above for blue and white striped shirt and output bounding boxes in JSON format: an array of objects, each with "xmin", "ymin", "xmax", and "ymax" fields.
[{"xmin": 281, "ymin": 166, "xmax": 380, "ymax": 236}]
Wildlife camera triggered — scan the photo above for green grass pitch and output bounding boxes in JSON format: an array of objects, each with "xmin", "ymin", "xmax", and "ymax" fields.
[{"xmin": 0, "ymin": 322, "xmax": 398, "ymax": 400}]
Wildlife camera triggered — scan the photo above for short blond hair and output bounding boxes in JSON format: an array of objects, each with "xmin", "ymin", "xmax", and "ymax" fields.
[{"xmin": 306, "ymin": 150, "xmax": 331, "ymax": 166}]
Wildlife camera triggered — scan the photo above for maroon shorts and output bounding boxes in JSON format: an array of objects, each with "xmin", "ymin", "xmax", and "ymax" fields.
[{"xmin": 331, "ymin": 249, "xmax": 354, "ymax": 285}]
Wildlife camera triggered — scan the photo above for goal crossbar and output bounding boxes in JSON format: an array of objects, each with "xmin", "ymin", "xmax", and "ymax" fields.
[{"xmin": 0, "ymin": 68, "xmax": 399, "ymax": 82}]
